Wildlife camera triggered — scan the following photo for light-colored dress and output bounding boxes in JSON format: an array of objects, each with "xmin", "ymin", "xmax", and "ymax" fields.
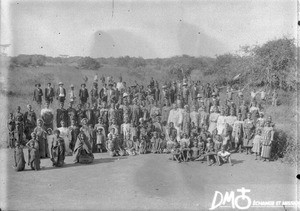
[
  {"xmin": 217, "ymin": 115, "xmax": 226, "ymax": 135},
  {"xmin": 252, "ymin": 134, "xmax": 262, "ymax": 153},
  {"xmin": 208, "ymin": 113, "xmax": 220, "ymax": 134}
]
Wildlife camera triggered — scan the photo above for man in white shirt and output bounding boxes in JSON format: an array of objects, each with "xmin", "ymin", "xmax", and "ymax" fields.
[
  {"xmin": 116, "ymin": 76, "xmax": 124, "ymax": 92},
  {"xmin": 56, "ymin": 82, "xmax": 66, "ymax": 104},
  {"xmin": 217, "ymin": 146, "xmax": 233, "ymax": 166},
  {"xmin": 167, "ymin": 103, "xmax": 183, "ymax": 141}
]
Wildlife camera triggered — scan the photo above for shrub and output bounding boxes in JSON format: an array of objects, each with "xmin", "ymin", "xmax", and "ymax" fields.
[
  {"xmin": 10, "ymin": 54, "xmax": 46, "ymax": 68},
  {"xmin": 78, "ymin": 57, "xmax": 101, "ymax": 70}
]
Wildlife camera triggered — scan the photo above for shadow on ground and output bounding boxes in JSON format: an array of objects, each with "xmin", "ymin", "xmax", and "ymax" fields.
[{"xmin": 39, "ymin": 156, "xmax": 128, "ymax": 171}]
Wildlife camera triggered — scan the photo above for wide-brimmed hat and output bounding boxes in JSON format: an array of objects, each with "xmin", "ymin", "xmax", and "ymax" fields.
[
  {"xmin": 123, "ymin": 93, "xmax": 129, "ymax": 98},
  {"xmin": 59, "ymin": 82, "xmax": 63, "ymax": 85}
]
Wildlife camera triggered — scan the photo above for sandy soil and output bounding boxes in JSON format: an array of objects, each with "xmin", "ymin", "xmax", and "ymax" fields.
[{"xmin": 0, "ymin": 148, "xmax": 298, "ymax": 211}]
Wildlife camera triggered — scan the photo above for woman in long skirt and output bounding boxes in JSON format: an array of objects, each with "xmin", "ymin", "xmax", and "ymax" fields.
[
  {"xmin": 26, "ymin": 133, "xmax": 41, "ymax": 171},
  {"xmin": 208, "ymin": 110, "xmax": 220, "ymax": 134},
  {"xmin": 51, "ymin": 129, "xmax": 66, "ymax": 167},
  {"xmin": 243, "ymin": 113, "xmax": 255, "ymax": 155},
  {"xmin": 33, "ymin": 119, "xmax": 47, "ymax": 158},
  {"xmin": 261, "ymin": 120, "xmax": 274, "ymax": 161},
  {"xmin": 13, "ymin": 142, "xmax": 26, "ymax": 171},
  {"xmin": 252, "ymin": 129, "xmax": 262, "ymax": 160}
]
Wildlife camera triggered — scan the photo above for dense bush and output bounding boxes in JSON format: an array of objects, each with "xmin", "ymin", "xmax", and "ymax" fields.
[
  {"xmin": 77, "ymin": 57, "xmax": 101, "ymax": 70},
  {"xmin": 10, "ymin": 54, "xmax": 46, "ymax": 68},
  {"xmin": 271, "ymin": 129, "xmax": 299, "ymax": 165},
  {"xmin": 116, "ymin": 56, "xmax": 146, "ymax": 69}
]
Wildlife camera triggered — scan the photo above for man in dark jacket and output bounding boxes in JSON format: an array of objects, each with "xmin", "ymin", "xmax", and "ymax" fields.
[
  {"xmin": 56, "ymin": 102, "xmax": 68, "ymax": 128},
  {"xmin": 33, "ymin": 84, "xmax": 43, "ymax": 107},
  {"xmin": 45, "ymin": 83, "xmax": 55, "ymax": 104},
  {"xmin": 79, "ymin": 83, "xmax": 89, "ymax": 106}
]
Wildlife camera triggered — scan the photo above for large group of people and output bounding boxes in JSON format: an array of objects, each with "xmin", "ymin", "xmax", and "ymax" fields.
[{"xmin": 9, "ymin": 75, "xmax": 278, "ymax": 171}]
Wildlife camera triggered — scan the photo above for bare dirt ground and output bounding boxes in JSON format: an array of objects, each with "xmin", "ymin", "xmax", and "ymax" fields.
[{"xmin": 0, "ymin": 148, "xmax": 297, "ymax": 211}]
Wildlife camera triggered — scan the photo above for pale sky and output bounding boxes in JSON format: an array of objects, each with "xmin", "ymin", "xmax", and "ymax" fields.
[{"xmin": 1, "ymin": 0, "xmax": 297, "ymax": 58}]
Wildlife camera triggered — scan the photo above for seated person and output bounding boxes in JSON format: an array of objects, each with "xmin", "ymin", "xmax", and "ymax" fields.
[
  {"xmin": 125, "ymin": 133, "xmax": 136, "ymax": 156},
  {"xmin": 116, "ymin": 134, "xmax": 126, "ymax": 156},
  {"xmin": 180, "ymin": 141, "xmax": 190, "ymax": 162},
  {"xmin": 190, "ymin": 140, "xmax": 200, "ymax": 161},
  {"xmin": 204, "ymin": 138, "xmax": 217, "ymax": 166},
  {"xmin": 217, "ymin": 146, "xmax": 233, "ymax": 166},
  {"xmin": 73, "ymin": 132, "xmax": 94, "ymax": 164},
  {"xmin": 170, "ymin": 139, "xmax": 182, "ymax": 163},
  {"xmin": 151, "ymin": 131, "xmax": 161, "ymax": 154},
  {"xmin": 107, "ymin": 134, "xmax": 117, "ymax": 157},
  {"xmin": 166, "ymin": 134, "xmax": 176, "ymax": 154},
  {"xmin": 139, "ymin": 136, "xmax": 148, "ymax": 154},
  {"xmin": 213, "ymin": 134, "xmax": 223, "ymax": 152}
]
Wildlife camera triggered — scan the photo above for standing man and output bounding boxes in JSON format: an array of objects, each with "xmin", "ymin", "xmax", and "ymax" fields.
[
  {"xmin": 15, "ymin": 106, "xmax": 24, "ymax": 145},
  {"xmin": 161, "ymin": 98, "xmax": 171, "ymax": 125},
  {"xmin": 41, "ymin": 102, "xmax": 54, "ymax": 130},
  {"xmin": 107, "ymin": 83, "xmax": 116, "ymax": 106},
  {"xmin": 45, "ymin": 83, "xmax": 55, "ymax": 105},
  {"xmin": 131, "ymin": 98, "xmax": 141, "ymax": 128},
  {"xmin": 116, "ymin": 76, "xmax": 124, "ymax": 92},
  {"xmin": 79, "ymin": 83, "xmax": 89, "ymax": 107},
  {"xmin": 190, "ymin": 82, "xmax": 198, "ymax": 103},
  {"xmin": 167, "ymin": 102, "xmax": 183, "ymax": 141},
  {"xmin": 69, "ymin": 84, "xmax": 76, "ymax": 105},
  {"xmin": 161, "ymin": 85, "xmax": 170, "ymax": 106},
  {"xmin": 56, "ymin": 82, "xmax": 66, "ymax": 105},
  {"xmin": 24, "ymin": 105, "xmax": 37, "ymax": 141},
  {"xmin": 154, "ymin": 81, "xmax": 160, "ymax": 104},
  {"xmin": 90, "ymin": 82, "xmax": 99, "ymax": 106},
  {"xmin": 170, "ymin": 81, "xmax": 177, "ymax": 104},
  {"xmin": 182, "ymin": 82, "xmax": 189, "ymax": 106},
  {"xmin": 67, "ymin": 102, "xmax": 77, "ymax": 127},
  {"xmin": 33, "ymin": 83, "xmax": 43, "ymax": 107},
  {"xmin": 56, "ymin": 102, "xmax": 68, "ymax": 128}
]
